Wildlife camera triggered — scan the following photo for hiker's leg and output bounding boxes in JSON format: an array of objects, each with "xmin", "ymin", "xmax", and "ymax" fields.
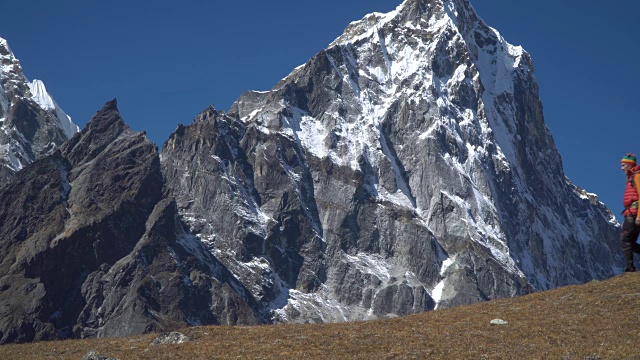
[{"xmin": 620, "ymin": 216, "xmax": 640, "ymax": 271}]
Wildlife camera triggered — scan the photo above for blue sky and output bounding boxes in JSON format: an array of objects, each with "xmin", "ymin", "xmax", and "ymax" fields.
[{"xmin": 1, "ymin": 0, "xmax": 638, "ymax": 220}]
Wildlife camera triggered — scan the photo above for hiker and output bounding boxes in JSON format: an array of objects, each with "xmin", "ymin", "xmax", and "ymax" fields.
[{"xmin": 620, "ymin": 153, "xmax": 640, "ymax": 272}]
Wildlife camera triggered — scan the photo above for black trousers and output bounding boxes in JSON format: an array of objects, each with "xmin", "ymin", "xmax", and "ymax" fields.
[{"xmin": 620, "ymin": 215, "xmax": 640, "ymax": 271}]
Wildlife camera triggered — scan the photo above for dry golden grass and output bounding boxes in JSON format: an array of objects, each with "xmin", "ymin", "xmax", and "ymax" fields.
[{"xmin": 2, "ymin": 273, "xmax": 640, "ymax": 359}]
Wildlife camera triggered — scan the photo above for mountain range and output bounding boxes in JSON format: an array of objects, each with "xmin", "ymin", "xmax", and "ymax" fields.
[{"xmin": 0, "ymin": 0, "xmax": 621, "ymax": 344}]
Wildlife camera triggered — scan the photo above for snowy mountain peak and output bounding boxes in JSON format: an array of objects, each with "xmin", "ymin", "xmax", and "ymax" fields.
[
  {"xmin": 27, "ymin": 79, "xmax": 79, "ymax": 138},
  {"xmin": 0, "ymin": 36, "xmax": 80, "ymax": 186},
  {"xmin": 0, "ymin": 37, "xmax": 29, "ymax": 111},
  {"xmin": 0, "ymin": 36, "xmax": 16, "ymax": 67},
  {"xmin": 290, "ymin": 0, "xmax": 529, "ymax": 178},
  {"xmin": 224, "ymin": 0, "xmax": 620, "ymax": 320},
  {"xmin": 27, "ymin": 79, "xmax": 55, "ymax": 110},
  {"xmin": 330, "ymin": 0, "xmax": 476, "ymax": 47}
]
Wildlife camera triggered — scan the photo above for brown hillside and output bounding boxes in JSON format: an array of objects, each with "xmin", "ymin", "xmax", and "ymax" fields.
[{"xmin": 2, "ymin": 273, "xmax": 639, "ymax": 359}]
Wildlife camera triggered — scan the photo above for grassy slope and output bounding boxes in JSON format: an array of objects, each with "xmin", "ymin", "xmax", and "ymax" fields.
[{"xmin": 1, "ymin": 273, "xmax": 639, "ymax": 359}]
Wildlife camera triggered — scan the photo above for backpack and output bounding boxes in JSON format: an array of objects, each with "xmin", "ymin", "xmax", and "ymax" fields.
[{"xmin": 623, "ymin": 165, "xmax": 640, "ymax": 215}]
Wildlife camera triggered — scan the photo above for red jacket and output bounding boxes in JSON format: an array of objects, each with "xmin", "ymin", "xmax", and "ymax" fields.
[{"xmin": 623, "ymin": 166, "xmax": 640, "ymax": 216}]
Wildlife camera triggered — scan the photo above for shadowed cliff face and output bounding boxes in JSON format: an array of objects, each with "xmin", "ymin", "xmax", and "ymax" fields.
[{"xmin": 0, "ymin": 101, "xmax": 259, "ymax": 344}]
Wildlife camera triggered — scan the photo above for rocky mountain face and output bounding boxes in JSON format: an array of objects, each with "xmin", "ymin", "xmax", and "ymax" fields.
[
  {"xmin": 0, "ymin": 0, "xmax": 622, "ymax": 344},
  {"xmin": 0, "ymin": 37, "xmax": 79, "ymax": 187},
  {"xmin": 0, "ymin": 101, "xmax": 259, "ymax": 343},
  {"xmin": 161, "ymin": 0, "xmax": 620, "ymax": 321}
]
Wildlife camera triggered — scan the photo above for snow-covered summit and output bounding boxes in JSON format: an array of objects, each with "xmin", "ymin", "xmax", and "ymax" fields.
[
  {"xmin": 27, "ymin": 79, "xmax": 55, "ymax": 110},
  {"xmin": 323, "ymin": 0, "xmax": 531, "ymax": 167},
  {"xmin": 27, "ymin": 79, "xmax": 79, "ymax": 138}
]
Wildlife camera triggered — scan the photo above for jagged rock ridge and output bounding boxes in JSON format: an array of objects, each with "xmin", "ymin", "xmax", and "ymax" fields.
[{"xmin": 0, "ymin": 101, "xmax": 259, "ymax": 343}]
